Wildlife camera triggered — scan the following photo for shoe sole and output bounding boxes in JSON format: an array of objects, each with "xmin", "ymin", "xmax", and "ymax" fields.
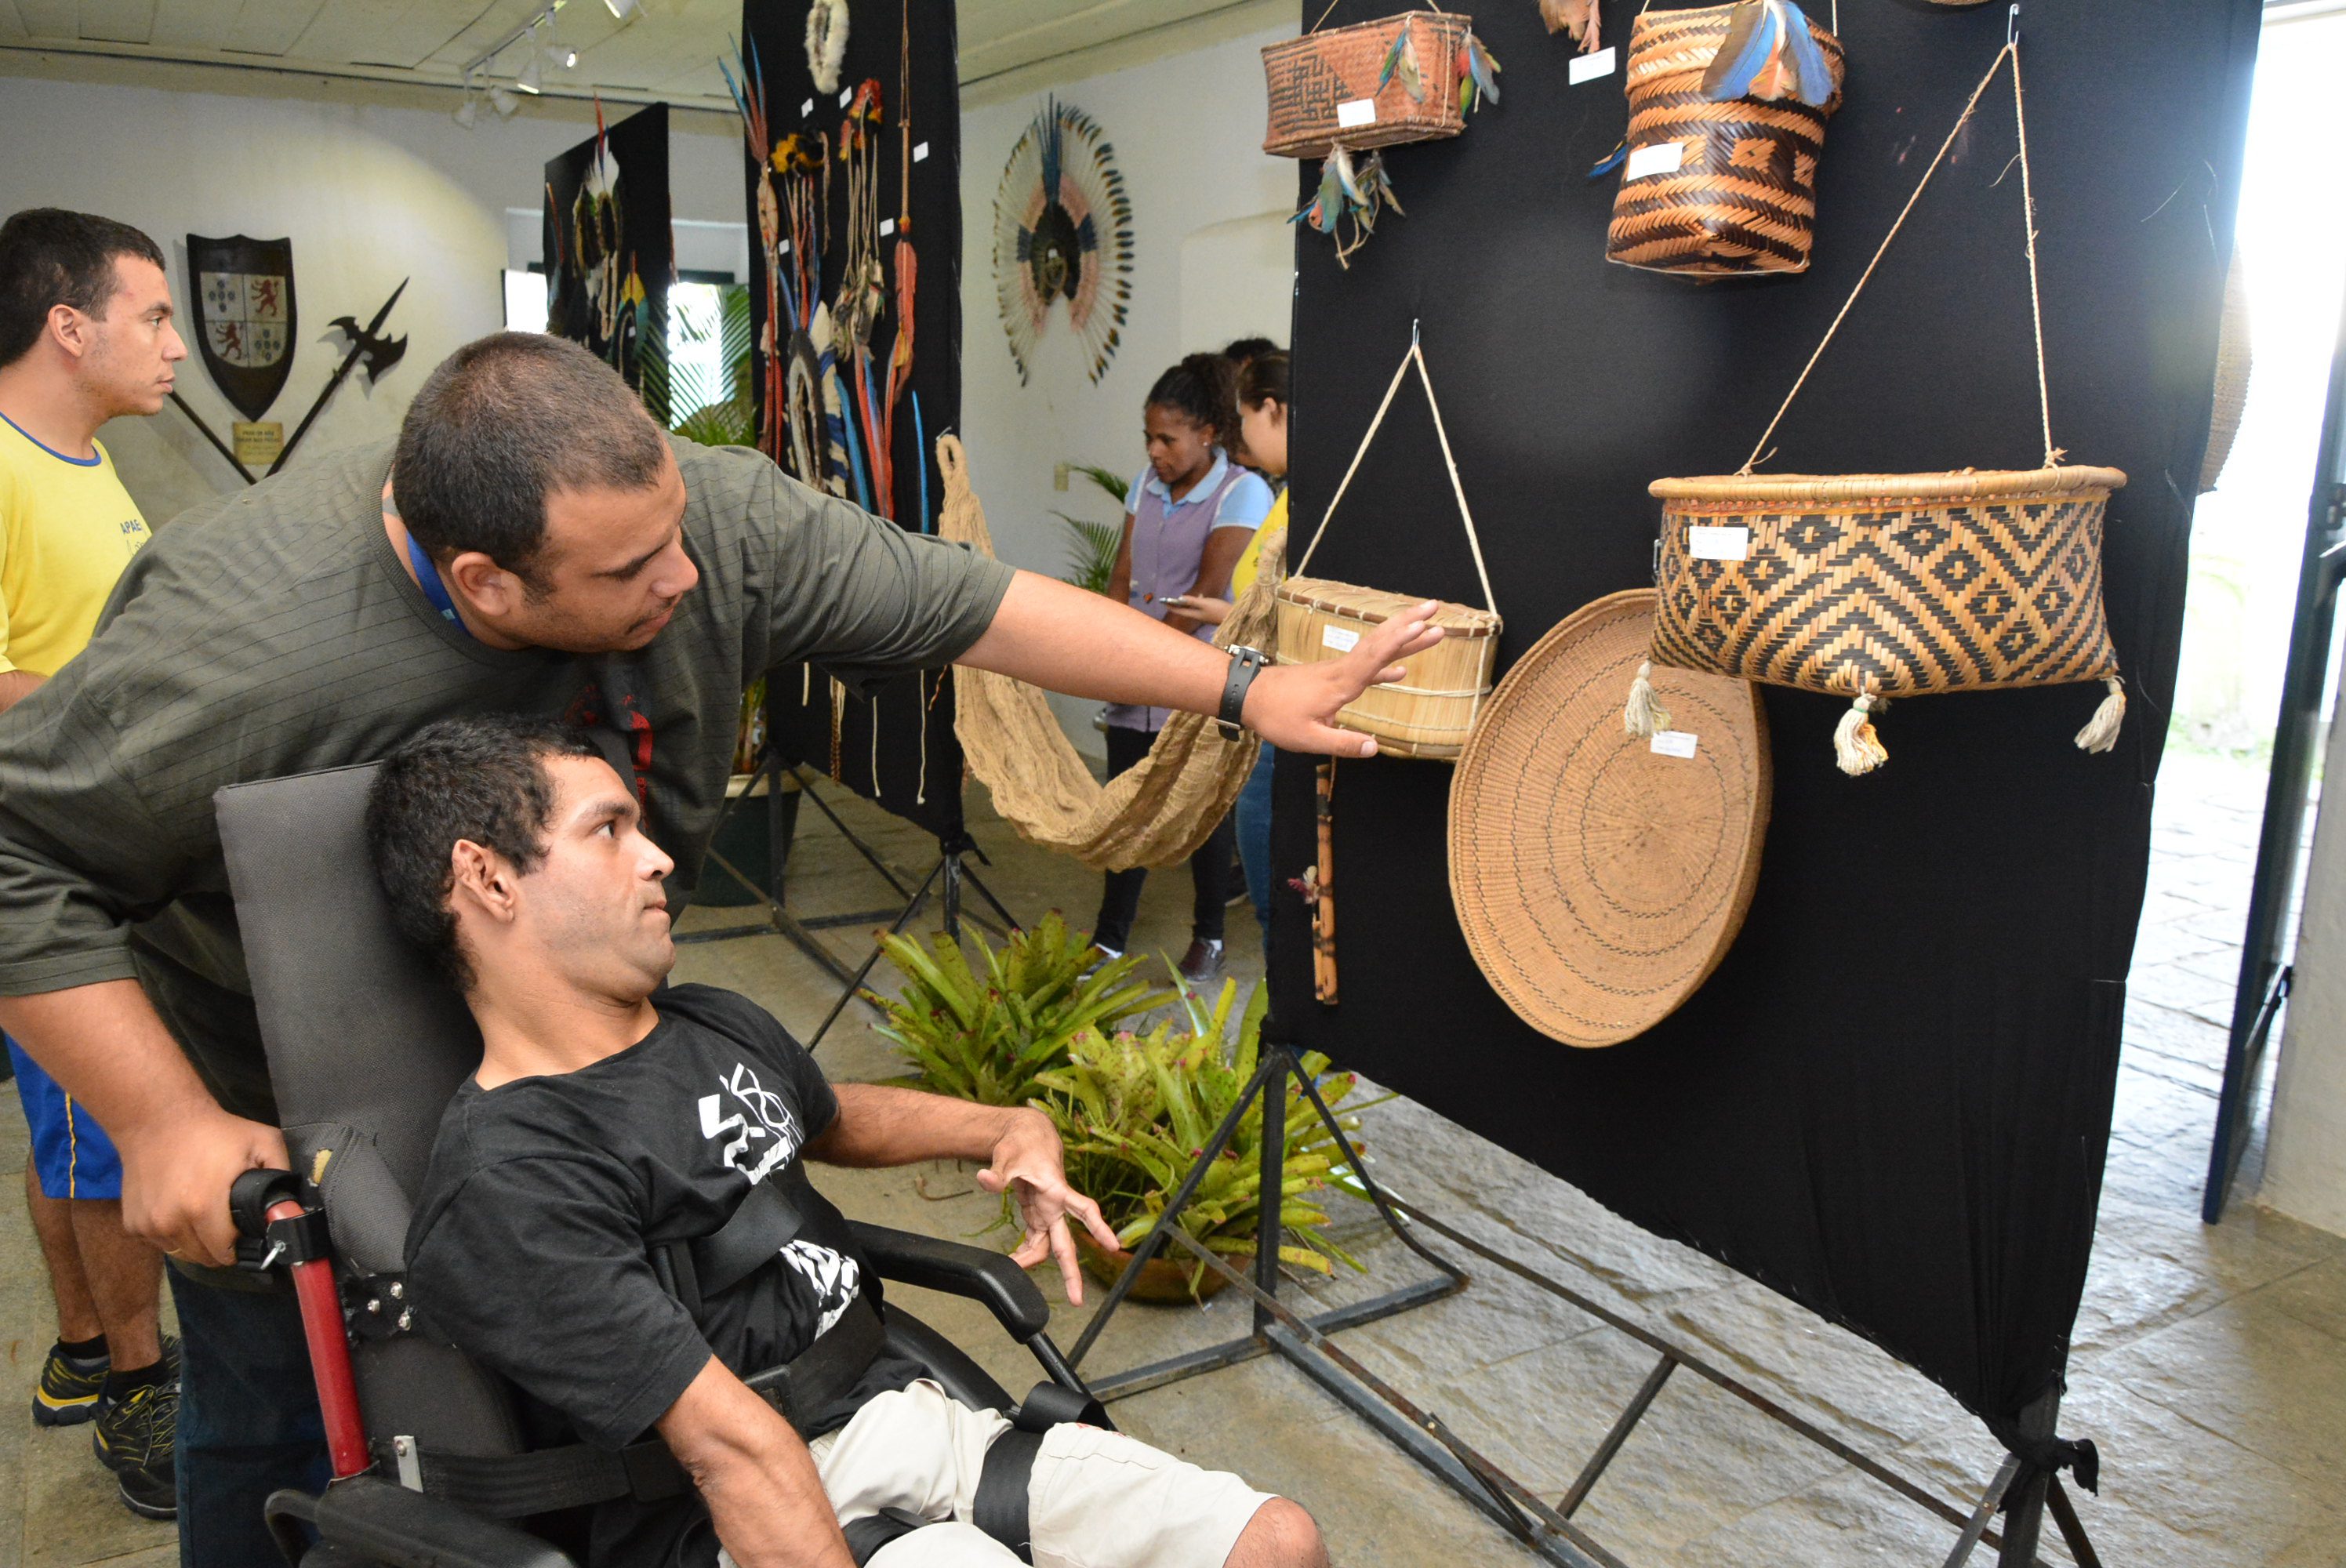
[
  {"xmin": 114, "ymin": 1478, "xmax": 176, "ymax": 1521},
  {"xmin": 33, "ymin": 1392, "xmax": 98, "ymax": 1428}
]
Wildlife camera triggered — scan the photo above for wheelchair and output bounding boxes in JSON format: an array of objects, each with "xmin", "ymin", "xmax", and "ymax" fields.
[{"xmin": 214, "ymin": 764, "xmax": 1106, "ymax": 1567}]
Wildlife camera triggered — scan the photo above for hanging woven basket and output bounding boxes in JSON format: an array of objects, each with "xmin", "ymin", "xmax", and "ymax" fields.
[
  {"xmin": 1275, "ymin": 329, "xmax": 1502, "ymax": 760},
  {"xmin": 1262, "ymin": 9, "xmax": 1476, "ymax": 159},
  {"xmin": 1628, "ymin": 38, "xmax": 2130, "ymax": 774},
  {"xmin": 1607, "ymin": 2, "xmax": 1847, "ymax": 277}
]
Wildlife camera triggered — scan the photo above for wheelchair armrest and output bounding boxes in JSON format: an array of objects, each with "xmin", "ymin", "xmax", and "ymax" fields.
[
  {"xmin": 851, "ymin": 1221, "xmax": 1051, "ymax": 1341},
  {"xmin": 265, "ymin": 1477, "xmax": 578, "ymax": 1568}
]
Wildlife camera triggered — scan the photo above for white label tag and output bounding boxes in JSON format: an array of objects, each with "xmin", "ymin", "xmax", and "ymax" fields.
[
  {"xmin": 778, "ymin": 239, "xmax": 792, "ymax": 256},
  {"xmin": 913, "ymin": 141, "xmax": 930, "ymax": 162},
  {"xmin": 1625, "ymin": 141, "xmax": 1686, "ymax": 180},
  {"xmin": 1651, "ymin": 731, "xmax": 1700, "ymax": 759},
  {"xmin": 1688, "ymin": 524, "xmax": 1750, "ymax": 561},
  {"xmin": 840, "ymin": 87, "xmax": 854, "ymax": 107},
  {"xmin": 1568, "ymin": 47, "xmax": 1617, "ymax": 85},
  {"xmin": 1321, "ymin": 624, "xmax": 1362, "ymax": 653},
  {"xmin": 801, "ymin": 98, "xmax": 814, "ymax": 118},
  {"xmin": 879, "ymin": 219, "xmax": 896, "ymax": 237},
  {"xmin": 1335, "ymin": 98, "xmax": 1378, "ymax": 129}
]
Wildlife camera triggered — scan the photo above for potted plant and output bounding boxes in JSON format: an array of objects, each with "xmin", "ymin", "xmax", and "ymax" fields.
[
  {"xmin": 868, "ymin": 912, "xmax": 1168, "ymax": 1107},
  {"xmin": 1032, "ymin": 978, "xmax": 1379, "ymax": 1301}
]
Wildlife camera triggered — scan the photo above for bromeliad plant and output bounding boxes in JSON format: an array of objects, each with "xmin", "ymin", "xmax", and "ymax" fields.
[
  {"xmin": 869, "ymin": 912, "xmax": 1168, "ymax": 1108},
  {"xmin": 1032, "ymin": 978, "xmax": 1382, "ymax": 1291}
]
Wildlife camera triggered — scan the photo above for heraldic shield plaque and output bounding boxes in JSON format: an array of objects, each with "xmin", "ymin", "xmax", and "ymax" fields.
[{"xmin": 187, "ymin": 234, "xmax": 295, "ymax": 423}]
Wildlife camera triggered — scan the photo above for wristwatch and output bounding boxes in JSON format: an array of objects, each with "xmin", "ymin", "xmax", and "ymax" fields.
[{"xmin": 1218, "ymin": 646, "xmax": 1269, "ymax": 740}]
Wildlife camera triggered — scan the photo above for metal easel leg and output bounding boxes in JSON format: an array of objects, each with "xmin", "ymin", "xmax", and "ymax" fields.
[{"xmin": 1994, "ymin": 1388, "xmax": 2061, "ymax": 1568}]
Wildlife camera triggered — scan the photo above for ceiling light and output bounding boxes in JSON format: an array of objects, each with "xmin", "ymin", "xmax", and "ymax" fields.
[
  {"xmin": 453, "ymin": 93, "xmax": 479, "ymax": 128},
  {"xmin": 516, "ymin": 53, "xmax": 543, "ymax": 93},
  {"xmin": 602, "ymin": 0, "xmax": 638, "ymax": 18},
  {"xmin": 547, "ymin": 40, "xmax": 577, "ymax": 68},
  {"xmin": 491, "ymin": 84, "xmax": 521, "ymax": 117}
]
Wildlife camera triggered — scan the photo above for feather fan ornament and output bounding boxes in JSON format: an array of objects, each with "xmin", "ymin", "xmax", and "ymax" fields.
[
  {"xmin": 990, "ymin": 99, "xmax": 1134, "ymax": 386},
  {"xmin": 1701, "ymin": 0, "xmax": 1835, "ymax": 107},
  {"xmin": 1293, "ymin": 145, "xmax": 1402, "ymax": 270},
  {"xmin": 1378, "ymin": 16, "xmax": 1427, "ymax": 100}
]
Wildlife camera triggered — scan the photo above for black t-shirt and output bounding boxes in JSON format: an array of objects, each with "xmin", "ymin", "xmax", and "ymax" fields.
[{"xmin": 406, "ymin": 984, "xmax": 921, "ymax": 1566}]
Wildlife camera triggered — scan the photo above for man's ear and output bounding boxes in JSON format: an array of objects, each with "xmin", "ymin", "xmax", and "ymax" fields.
[
  {"xmin": 47, "ymin": 303, "xmax": 90, "ymax": 363},
  {"xmin": 444, "ymin": 551, "xmax": 525, "ymax": 619},
  {"xmin": 448, "ymin": 839, "xmax": 521, "ymax": 927}
]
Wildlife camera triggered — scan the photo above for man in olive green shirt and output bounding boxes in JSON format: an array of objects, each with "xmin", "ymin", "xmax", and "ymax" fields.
[{"xmin": 0, "ymin": 331, "xmax": 1436, "ymax": 1563}]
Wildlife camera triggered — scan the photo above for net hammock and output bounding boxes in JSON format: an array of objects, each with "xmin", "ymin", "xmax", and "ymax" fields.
[{"xmin": 935, "ymin": 434, "xmax": 1275, "ymax": 873}]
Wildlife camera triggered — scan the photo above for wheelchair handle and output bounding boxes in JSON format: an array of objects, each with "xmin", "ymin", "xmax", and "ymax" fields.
[
  {"xmin": 230, "ymin": 1167, "xmax": 303, "ymax": 1239},
  {"xmin": 231, "ymin": 1167, "xmax": 372, "ymax": 1479}
]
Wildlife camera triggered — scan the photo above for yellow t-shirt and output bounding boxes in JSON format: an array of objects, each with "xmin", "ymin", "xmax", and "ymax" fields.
[
  {"xmin": 1229, "ymin": 488, "xmax": 1289, "ymax": 598},
  {"xmin": 0, "ymin": 414, "xmax": 151, "ymax": 677}
]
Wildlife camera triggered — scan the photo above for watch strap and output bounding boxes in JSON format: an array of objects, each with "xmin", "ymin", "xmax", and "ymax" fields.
[{"xmin": 1218, "ymin": 647, "xmax": 1268, "ymax": 739}]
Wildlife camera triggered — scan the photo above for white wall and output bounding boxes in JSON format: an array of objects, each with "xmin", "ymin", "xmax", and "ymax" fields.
[
  {"xmin": 0, "ymin": 68, "xmax": 745, "ymax": 526},
  {"xmin": 957, "ymin": 27, "xmax": 1296, "ymax": 757}
]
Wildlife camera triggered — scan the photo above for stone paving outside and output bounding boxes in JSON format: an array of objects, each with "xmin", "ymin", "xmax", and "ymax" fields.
[{"xmin": 2, "ymin": 748, "xmax": 2341, "ymax": 1566}]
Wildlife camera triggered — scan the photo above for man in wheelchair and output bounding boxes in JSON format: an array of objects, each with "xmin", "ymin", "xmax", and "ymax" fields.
[{"xmin": 363, "ymin": 713, "xmax": 1327, "ymax": 1568}]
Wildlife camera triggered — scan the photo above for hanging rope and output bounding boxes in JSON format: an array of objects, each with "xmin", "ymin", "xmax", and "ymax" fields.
[{"xmin": 1737, "ymin": 41, "xmax": 2057, "ymax": 475}]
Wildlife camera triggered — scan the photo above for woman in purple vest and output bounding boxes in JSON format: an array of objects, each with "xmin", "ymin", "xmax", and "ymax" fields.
[{"xmin": 1091, "ymin": 354, "xmax": 1273, "ymax": 983}]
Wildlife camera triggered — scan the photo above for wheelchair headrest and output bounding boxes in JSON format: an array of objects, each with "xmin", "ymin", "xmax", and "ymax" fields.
[{"xmin": 216, "ymin": 762, "xmax": 482, "ymax": 1202}]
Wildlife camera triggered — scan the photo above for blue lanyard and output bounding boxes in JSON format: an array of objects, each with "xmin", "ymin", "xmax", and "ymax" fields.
[{"xmin": 405, "ymin": 534, "xmax": 471, "ymax": 638}]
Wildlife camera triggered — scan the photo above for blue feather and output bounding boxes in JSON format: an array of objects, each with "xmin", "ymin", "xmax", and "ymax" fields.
[
  {"xmin": 1588, "ymin": 140, "xmax": 1629, "ymax": 180},
  {"xmin": 1777, "ymin": 2, "xmax": 1836, "ymax": 107},
  {"xmin": 1700, "ymin": 0, "xmax": 1780, "ymax": 103}
]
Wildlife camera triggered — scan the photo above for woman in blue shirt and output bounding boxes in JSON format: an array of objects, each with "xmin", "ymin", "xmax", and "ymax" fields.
[{"xmin": 1091, "ymin": 354, "xmax": 1273, "ymax": 983}]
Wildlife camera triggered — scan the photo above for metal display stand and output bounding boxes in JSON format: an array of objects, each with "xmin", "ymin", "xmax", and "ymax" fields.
[
  {"xmin": 679, "ymin": 748, "xmax": 1022, "ymax": 1047},
  {"xmin": 1071, "ymin": 1043, "xmax": 2101, "ymax": 1568},
  {"xmin": 2206, "ymin": 266, "xmax": 2346, "ymax": 1221}
]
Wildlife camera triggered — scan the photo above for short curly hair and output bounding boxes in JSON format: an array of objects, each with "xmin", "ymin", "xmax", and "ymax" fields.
[
  {"xmin": 365, "ymin": 714, "xmax": 602, "ymax": 992},
  {"xmin": 0, "ymin": 209, "xmax": 166, "ymax": 370}
]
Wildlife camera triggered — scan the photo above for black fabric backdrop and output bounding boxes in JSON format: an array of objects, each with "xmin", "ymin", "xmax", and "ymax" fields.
[
  {"xmin": 1269, "ymin": 0, "xmax": 2262, "ymax": 1459},
  {"xmin": 745, "ymin": 0, "xmax": 968, "ymax": 841},
  {"xmin": 544, "ymin": 103, "xmax": 672, "ymax": 420}
]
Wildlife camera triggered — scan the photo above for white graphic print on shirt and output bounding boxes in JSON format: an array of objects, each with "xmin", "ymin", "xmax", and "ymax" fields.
[
  {"xmin": 696, "ymin": 1062, "xmax": 805, "ymax": 1185},
  {"xmin": 777, "ymin": 1240, "xmax": 862, "ymax": 1340}
]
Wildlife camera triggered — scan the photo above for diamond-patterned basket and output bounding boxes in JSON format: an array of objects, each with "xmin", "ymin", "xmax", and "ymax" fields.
[{"xmin": 1639, "ymin": 466, "xmax": 2129, "ymax": 771}]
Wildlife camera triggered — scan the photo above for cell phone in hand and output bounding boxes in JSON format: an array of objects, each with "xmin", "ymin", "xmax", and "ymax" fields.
[{"xmin": 1161, "ymin": 595, "xmax": 1193, "ymax": 608}]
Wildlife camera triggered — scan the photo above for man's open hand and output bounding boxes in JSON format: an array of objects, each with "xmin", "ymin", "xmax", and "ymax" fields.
[
  {"xmin": 1240, "ymin": 600, "xmax": 1444, "ymax": 758},
  {"xmin": 975, "ymin": 1109, "xmax": 1121, "ymax": 1305}
]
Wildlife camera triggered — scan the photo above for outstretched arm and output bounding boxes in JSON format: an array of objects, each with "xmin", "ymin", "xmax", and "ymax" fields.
[
  {"xmin": 955, "ymin": 568, "xmax": 1443, "ymax": 760},
  {"xmin": 808, "ymin": 1086, "xmax": 1120, "ymax": 1302},
  {"xmin": 658, "ymin": 1356, "xmax": 855, "ymax": 1568}
]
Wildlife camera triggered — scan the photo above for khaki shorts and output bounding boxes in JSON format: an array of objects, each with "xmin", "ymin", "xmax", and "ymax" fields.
[{"xmin": 771, "ymin": 1378, "xmax": 1275, "ymax": 1568}]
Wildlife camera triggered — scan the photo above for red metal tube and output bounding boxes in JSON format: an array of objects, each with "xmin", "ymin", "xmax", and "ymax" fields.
[{"xmin": 268, "ymin": 1197, "xmax": 371, "ymax": 1478}]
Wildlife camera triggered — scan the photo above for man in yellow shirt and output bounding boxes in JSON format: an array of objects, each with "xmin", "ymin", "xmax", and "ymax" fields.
[{"xmin": 0, "ymin": 207, "xmax": 184, "ymax": 1519}]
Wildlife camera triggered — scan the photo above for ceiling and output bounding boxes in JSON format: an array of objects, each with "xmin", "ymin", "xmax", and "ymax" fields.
[{"xmin": 0, "ymin": 0, "xmax": 1291, "ymax": 113}]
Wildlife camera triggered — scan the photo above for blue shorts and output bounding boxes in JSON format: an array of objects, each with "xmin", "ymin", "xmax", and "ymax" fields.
[{"xmin": 6, "ymin": 1035, "xmax": 123, "ymax": 1200}]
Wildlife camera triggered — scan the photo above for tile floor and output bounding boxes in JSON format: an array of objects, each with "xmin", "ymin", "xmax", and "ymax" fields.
[{"xmin": 3, "ymin": 748, "xmax": 2340, "ymax": 1567}]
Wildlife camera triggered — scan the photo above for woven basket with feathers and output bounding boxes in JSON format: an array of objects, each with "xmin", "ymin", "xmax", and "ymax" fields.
[
  {"xmin": 1607, "ymin": 3, "xmax": 1847, "ymax": 276},
  {"xmin": 1262, "ymin": 9, "xmax": 1473, "ymax": 159}
]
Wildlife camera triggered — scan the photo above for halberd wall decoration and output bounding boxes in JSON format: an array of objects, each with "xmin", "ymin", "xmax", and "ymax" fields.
[{"xmin": 991, "ymin": 97, "xmax": 1134, "ymax": 387}]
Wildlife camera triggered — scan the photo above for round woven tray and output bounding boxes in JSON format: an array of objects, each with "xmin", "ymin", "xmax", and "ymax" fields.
[
  {"xmin": 1448, "ymin": 590, "xmax": 1771, "ymax": 1048},
  {"xmin": 1648, "ymin": 466, "xmax": 2126, "ymax": 504}
]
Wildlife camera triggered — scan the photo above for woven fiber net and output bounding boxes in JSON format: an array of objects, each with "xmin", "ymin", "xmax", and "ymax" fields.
[{"xmin": 935, "ymin": 434, "xmax": 1272, "ymax": 873}]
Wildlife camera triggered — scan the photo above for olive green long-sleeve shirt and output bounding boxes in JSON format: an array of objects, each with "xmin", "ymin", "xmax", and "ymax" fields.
[{"xmin": 0, "ymin": 436, "xmax": 1012, "ymax": 1121}]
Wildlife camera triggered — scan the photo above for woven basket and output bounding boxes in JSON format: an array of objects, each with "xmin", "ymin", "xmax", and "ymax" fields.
[
  {"xmin": 1262, "ymin": 9, "xmax": 1473, "ymax": 159},
  {"xmin": 1286, "ymin": 332, "xmax": 1503, "ymax": 762},
  {"xmin": 1607, "ymin": 4, "xmax": 1847, "ymax": 277},
  {"xmin": 1450, "ymin": 590, "xmax": 1770, "ymax": 1048},
  {"xmin": 1648, "ymin": 467, "xmax": 2127, "ymax": 702},
  {"xmin": 1274, "ymin": 579, "xmax": 1501, "ymax": 759}
]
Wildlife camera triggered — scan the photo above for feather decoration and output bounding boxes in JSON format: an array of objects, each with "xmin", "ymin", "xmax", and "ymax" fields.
[
  {"xmin": 1456, "ymin": 31, "xmax": 1501, "ymax": 115},
  {"xmin": 1700, "ymin": 0, "xmax": 1781, "ymax": 101},
  {"xmin": 1587, "ymin": 138, "xmax": 1629, "ymax": 180},
  {"xmin": 1702, "ymin": 0, "xmax": 1832, "ymax": 107},
  {"xmin": 1539, "ymin": 0, "xmax": 1601, "ymax": 50},
  {"xmin": 1292, "ymin": 147, "xmax": 1402, "ymax": 268},
  {"xmin": 1377, "ymin": 16, "xmax": 1426, "ymax": 101}
]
